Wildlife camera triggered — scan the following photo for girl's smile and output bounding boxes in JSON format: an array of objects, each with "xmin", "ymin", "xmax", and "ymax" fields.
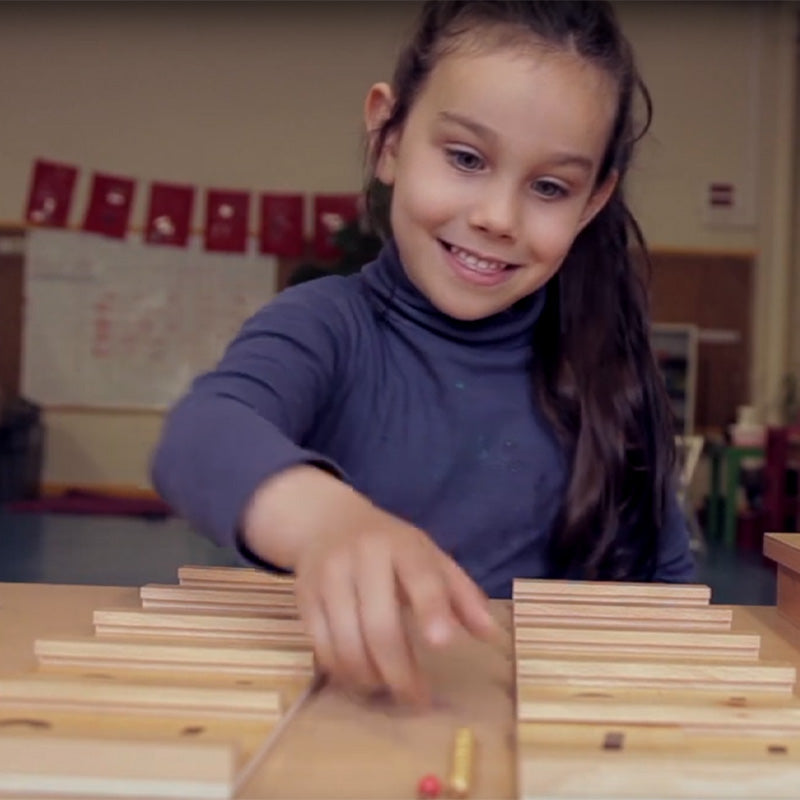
[
  {"xmin": 438, "ymin": 239, "xmax": 520, "ymax": 288},
  {"xmin": 368, "ymin": 44, "xmax": 619, "ymax": 321}
]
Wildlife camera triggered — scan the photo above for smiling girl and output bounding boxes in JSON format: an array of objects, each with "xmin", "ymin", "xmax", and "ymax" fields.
[{"xmin": 152, "ymin": 0, "xmax": 694, "ymax": 704}]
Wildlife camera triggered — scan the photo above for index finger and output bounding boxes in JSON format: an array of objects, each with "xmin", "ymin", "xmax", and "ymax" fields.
[{"xmin": 356, "ymin": 541, "xmax": 429, "ymax": 705}]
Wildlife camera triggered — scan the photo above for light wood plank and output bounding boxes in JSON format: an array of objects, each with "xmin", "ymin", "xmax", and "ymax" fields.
[
  {"xmin": 512, "ymin": 578, "xmax": 712, "ymax": 606},
  {"xmin": 764, "ymin": 532, "xmax": 800, "ymax": 575},
  {"xmin": 0, "ymin": 676, "xmax": 282, "ymax": 719},
  {"xmin": 140, "ymin": 585, "xmax": 299, "ymax": 617},
  {"xmin": 518, "ymin": 725, "xmax": 800, "ymax": 799},
  {"xmin": 513, "ymin": 627, "xmax": 760, "ymax": 660},
  {"xmin": 178, "ymin": 566, "xmax": 295, "ymax": 593},
  {"xmin": 518, "ymin": 695, "xmax": 800, "ymax": 734},
  {"xmin": 0, "ymin": 735, "xmax": 237, "ymax": 799},
  {"xmin": 94, "ymin": 608, "xmax": 308, "ymax": 644},
  {"xmin": 516, "ymin": 655, "xmax": 796, "ymax": 693},
  {"xmin": 513, "ymin": 601, "xmax": 732, "ymax": 631},
  {"xmin": 35, "ymin": 637, "xmax": 314, "ymax": 676}
]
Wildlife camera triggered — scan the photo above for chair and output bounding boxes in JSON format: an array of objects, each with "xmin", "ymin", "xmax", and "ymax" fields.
[
  {"xmin": 763, "ymin": 426, "xmax": 800, "ymax": 533},
  {"xmin": 675, "ymin": 435, "xmax": 705, "ymax": 552}
]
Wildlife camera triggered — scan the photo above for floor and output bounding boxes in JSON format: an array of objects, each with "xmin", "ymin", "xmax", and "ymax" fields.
[{"xmin": 0, "ymin": 509, "xmax": 779, "ymax": 605}]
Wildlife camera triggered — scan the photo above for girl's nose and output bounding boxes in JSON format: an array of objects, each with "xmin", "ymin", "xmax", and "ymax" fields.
[{"xmin": 467, "ymin": 182, "xmax": 517, "ymax": 240}]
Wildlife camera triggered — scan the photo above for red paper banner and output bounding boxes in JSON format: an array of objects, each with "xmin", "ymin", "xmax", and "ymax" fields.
[
  {"xmin": 204, "ymin": 189, "xmax": 250, "ymax": 253},
  {"xmin": 82, "ymin": 171, "xmax": 136, "ymax": 239},
  {"xmin": 145, "ymin": 182, "xmax": 195, "ymax": 247},
  {"xmin": 313, "ymin": 194, "xmax": 360, "ymax": 259},
  {"xmin": 25, "ymin": 159, "xmax": 78, "ymax": 228},
  {"xmin": 259, "ymin": 193, "xmax": 304, "ymax": 257}
]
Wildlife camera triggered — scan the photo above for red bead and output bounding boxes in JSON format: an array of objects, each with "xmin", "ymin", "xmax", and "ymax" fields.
[{"xmin": 417, "ymin": 773, "xmax": 442, "ymax": 799}]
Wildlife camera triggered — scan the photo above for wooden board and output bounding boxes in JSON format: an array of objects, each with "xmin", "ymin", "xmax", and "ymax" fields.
[
  {"xmin": 513, "ymin": 575, "xmax": 800, "ymax": 799},
  {"xmin": 0, "ymin": 735, "xmax": 238, "ymax": 799},
  {"xmin": 140, "ymin": 585, "xmax": 299, "ymax": 616},
  {"xmin": 34, "ymin": 637, "xmax": 314, "ymax": 676},
  {"xmin": 513, "ymin": 627, "xmax": 760, "ymax": 660},
  {"xmin": 0, "ymin": 570, "xmax": 317, "ymax": 799},
  {"xmin": 8, "ymin": 559, "xmax": 800, "ymax": 799},
  {"xmin": 512, "ymin": 600, "xmax": 732, "ymax": 631},
  {"xmin": 512, "ymin": 579, "xmax": 711, "ymax": 606},
  {"xmin": 93, "ymin": 608, "xmax": 309, "ymax": 644},
  {"xmin": 178, "ymin": 565, "xmax": 295, "ymax": 592},
  {"xmin": 765, "ymin": 533, "xmax": 800, "ymax": 630}
]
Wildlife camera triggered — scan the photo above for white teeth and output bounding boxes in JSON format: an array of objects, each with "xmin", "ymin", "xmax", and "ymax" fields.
[{"xmin": 449, "ymin": 245, "xmax": 506, "ymax": 273}]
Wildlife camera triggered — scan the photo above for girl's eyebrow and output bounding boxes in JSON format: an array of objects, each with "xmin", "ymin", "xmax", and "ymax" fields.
[
  {"xmin": 438, "ymin": 110, "xmax": 497, "ymax": 143},
  {"xmin": 437, "ymin": 110, "xmax": 594, "ymax": 174}
]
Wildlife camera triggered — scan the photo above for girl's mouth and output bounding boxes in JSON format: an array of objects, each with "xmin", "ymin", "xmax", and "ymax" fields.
[{"xmin": 439, "ymin": 240, "xmax": 520, "ymax": 286}]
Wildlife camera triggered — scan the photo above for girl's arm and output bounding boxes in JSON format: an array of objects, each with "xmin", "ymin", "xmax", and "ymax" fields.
[{"xmin": 150, "ymin": 280, "xmax": 347, "ymax": 554}]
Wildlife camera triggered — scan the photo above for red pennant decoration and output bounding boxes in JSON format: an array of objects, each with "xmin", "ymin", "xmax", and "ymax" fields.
[
  {"xmin": 259, "ymin": 193, "xmax": 304, "ymax": 257},
  {"xmin": 82, "ymin": 171, "xmax": 136, "ymax": 239},
  {"xmin": 204, "ymin": 189, "xmax": 250, "ymax": 253},
  {"xmin": 313, "ymin": 194, "xmax": 360, "ymax": 259},
  {"xmin": 25, "ymin": 159, "xmax": 78, "ymax": 228},
  {"xmin": 145, "ymin": 182, "xmax": 195, "ymax": 247}
]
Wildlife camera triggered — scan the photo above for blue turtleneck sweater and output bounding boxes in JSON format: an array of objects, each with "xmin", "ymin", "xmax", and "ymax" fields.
[{"xmin": 151, "ymin": 242, "xmax": 694, "ymax": 597}]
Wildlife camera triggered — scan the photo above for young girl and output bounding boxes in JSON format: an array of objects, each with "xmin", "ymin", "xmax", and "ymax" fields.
[{"xmin": 152, "ymin": 0, "xmax": 694, "ymax": 704}]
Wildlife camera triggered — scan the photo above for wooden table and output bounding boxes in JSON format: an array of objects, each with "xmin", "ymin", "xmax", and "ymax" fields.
[
  {"xmin": 0, "ymin": 581, "xmax": 515, "ymax": 800},
  {"xmin": 5, "ymin": 565, "xmax": 800, "ymax": 800}
]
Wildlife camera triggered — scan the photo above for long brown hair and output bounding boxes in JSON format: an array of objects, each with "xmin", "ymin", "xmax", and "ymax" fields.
[{"xmin": 366, "ymin": 1, "xmax": 676, "ymax": 581}]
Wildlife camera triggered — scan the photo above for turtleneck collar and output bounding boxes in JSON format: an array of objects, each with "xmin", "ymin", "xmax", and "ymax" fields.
[{"xmin": 359, "ymin": 239, "xmax": 546, "ymax": 348}]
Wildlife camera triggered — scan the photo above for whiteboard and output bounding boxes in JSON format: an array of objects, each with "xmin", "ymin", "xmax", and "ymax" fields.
[{"xmin": 22, "ymin": 229, "xmax": 278, "ymax": 410}]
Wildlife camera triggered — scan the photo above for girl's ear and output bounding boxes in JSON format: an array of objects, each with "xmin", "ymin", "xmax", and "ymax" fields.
[
  {"xmin": 364, "ymin": 82, "xmax": 398, "ymax": 185},
  {"xmin": 577, "ymin": 169, "xmax": 619, "ymax": 232}
]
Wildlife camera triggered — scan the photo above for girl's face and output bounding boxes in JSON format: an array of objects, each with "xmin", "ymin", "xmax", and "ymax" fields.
[{"xmin": 366, "ymin": 43, "xmax": 619, "ymax": 321}]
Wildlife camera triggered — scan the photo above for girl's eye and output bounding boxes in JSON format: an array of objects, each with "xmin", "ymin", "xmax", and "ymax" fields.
[
  {"xmin": 445, "ymin": 148, "xmax": 484, "ymax": 172},
  {"xmin": 533, "ymin": 179, "xmax": 569, "ymax": 200}
]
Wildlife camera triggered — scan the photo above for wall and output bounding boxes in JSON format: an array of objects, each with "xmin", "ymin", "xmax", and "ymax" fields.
[{"xmin": 0, "ymin": 1, "xmax": 795, "ymax": 491}]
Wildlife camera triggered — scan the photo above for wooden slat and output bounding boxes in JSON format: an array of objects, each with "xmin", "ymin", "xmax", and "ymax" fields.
[
  {"xmin": 518, "ymin": 694, "xmax": 800, "ymax": 734},
  {"xmin": 178, "ymin": 565, "xmax": 295, "ymax": 592},
  {"xmin": 517, "ymin": 730, "xmax": 800, "ymax": 800},
  {"xmin": 94, "ymin": 608, "xmax": 308, "ymax": 644},
  {"xmin": 0, "ymin": 735, "xmax": 237, "ymax": 799},
  {"xmin": 140, "ymin": 585, "xmax": 299, "ymax": 617},
  {"xmin": 35, "ymin": 637, "xmax": 314, "ymax": 676},
  {"xmin": 764, "ymin": 532, "xmax": 800, "ymax": 575},
  {"xmin": 513, "ymin": 601, "xmax": 732, "ymax": 631},
  {"xmin": 0, "ymin": 677, "xmax": 282, "ymax": 719},
  {"xmin": 513, "ymin": 579, "xmax": 712, "ymax": 606},
  {"xmin": 513, "ymin": 627, "xmax": 760, "ymax": 660},
  {"xmin": 516, "ymin": 656, "xmax": 796, "ymax": 693}
]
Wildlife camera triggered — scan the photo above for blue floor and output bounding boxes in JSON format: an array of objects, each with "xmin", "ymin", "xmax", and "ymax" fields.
[
  {"xmin": 0, "ymin": 509, "xmax": 778, "ymax": 605},
  {"xmin": 0, "ymin": 510, "xmax": 240, "ymax": 587}
]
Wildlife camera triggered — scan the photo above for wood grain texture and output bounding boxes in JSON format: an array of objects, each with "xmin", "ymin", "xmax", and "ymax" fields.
[
  {"xmin": 0, "ymin": 735, "xmax": 237, "ymax": 799},
  {"xmin": 513, "ymin": 626, "xmax": 760, "ymax": 660},
  {"xmin": 140, "ymin": 585, "xmax": 299, "ymax": 616},
  {"xmin": 513, "ymin": 601, "xmax": 732, "ymax": 631},
  {"xmin": 516, "ymin": 655, "xmax": 796, "ymax": 692},
  {"xmin": 35, "ymin": 637, "xmax": 314, "ymax": 676},
  {"xmin": 0, "ymin": 676, "xmax": 282, "ymax": 718},
  {"xmin": 93, "ymin": 608, "xmax": 308, "ymax": 644},
  {"xmin": 178, "ymin": 565, "xmax": 295, "ymax": 593},
  {"xmin": 512, "ymin": 578, "xmax": 711, "ymax": 606},
  {"xmin": 517, "ymin": 692, "xmax": 800, "ymax": 733},
  {"xmin": 764, "ymin": 532, "xmax": 800, "ymax": 576}
]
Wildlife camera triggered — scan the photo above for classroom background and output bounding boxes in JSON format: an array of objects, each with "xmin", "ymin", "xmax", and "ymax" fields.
[{"xmin": 0, "ymin": 1, "xmax": 799, "ymax": 601}]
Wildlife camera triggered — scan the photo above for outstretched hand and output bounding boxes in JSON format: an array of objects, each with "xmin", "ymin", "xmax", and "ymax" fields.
[{"xmin": 293, "ymin": 502, "xmax": 498, "ymax": 705}]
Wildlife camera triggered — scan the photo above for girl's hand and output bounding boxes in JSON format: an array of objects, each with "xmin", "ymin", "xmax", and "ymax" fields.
[
  {"xmin": 241, "ymin": 465, "xmax": 497, "ymax": 705},
  {"xmin": 293, "ymin": 500, "xmax": 497, "ymax": 705}
]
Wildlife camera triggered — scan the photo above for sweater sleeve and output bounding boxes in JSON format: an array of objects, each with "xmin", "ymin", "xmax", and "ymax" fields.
[
  {"xmin": 653, "ymin": 488, "xmax": 697, "ymax": 583},
  {"xmin": 150, "ymin": 280, "xmax": 349, "ymax": 550}
]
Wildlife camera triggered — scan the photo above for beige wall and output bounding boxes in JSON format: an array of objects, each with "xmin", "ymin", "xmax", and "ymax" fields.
[{"xmin": 0, "ymin": 1, "xmax": 796, "ymax": 490}]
